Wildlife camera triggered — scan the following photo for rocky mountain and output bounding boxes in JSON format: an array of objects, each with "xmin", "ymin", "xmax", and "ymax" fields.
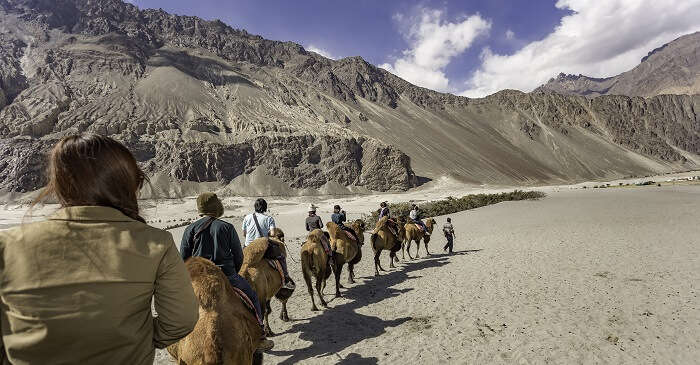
[
  {"xmin": 537, "ymin": 32, "xmax": 700, "ymax": 98},
  {"xmin": 0, "ymin": 0, "xmax": 698, "ymax": 198}
]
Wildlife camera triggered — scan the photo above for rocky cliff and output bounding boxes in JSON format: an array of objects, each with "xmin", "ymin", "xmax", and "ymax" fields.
[{"xmin": 0, "ymin": 0, "xmax": 698, "ymax": 197}]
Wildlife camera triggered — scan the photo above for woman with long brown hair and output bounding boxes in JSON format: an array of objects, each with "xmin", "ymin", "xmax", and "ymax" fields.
[{"xmin": 0, "ymin": 134, "xmax": 198, "ymax": 364}]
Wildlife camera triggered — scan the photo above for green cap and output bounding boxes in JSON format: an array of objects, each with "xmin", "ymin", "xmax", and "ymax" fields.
[{"xmin": 197, "ymin": 192, "xmax": 224, "ymax": 217}]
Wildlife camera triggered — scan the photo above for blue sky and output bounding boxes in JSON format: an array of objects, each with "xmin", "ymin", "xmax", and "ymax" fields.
[{"xmin": 128, "ymin": 0, "xmax": 700, "ymax": 97}]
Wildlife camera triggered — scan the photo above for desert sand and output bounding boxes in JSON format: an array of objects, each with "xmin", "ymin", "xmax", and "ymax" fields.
[
  {"xmin": 2, "ymin": 176, "xmax": 698, "ymax": 364},
  {"xmin": 148, "ymin": 182, "xmax": 696, "ymax": 364}
]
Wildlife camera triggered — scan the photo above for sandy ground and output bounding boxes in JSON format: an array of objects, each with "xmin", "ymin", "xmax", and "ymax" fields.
[
  {"xmin": 2, "ymin": 174, "xmax": 698, "ymax": 364},
  {"xmin": 147, "ymin": 184, "xmax": 698, "ymax": 364}
]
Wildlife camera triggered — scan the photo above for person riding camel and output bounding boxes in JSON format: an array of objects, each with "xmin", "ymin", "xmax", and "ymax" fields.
[
  {"xmin": 305, "ymin": 204, "xmax": 334, "ymax": 266},
  {"xmin": 181, "ymin": 192, "xmax": 274, "ymax": 351},
  {"xmin": 409, "ymin": 204, "xmax": 430, "ymax": 235},
  {"xmin": 242, "ymin": 198, "xmax": 295, "ymax": 290},
  {"xmin": 378, "ymin": 201, "xmax": 398, "ymax": 237},
  {"xmin": 378, "ymin": 201, "xmax": 390, "ymax": 219},
  {"xmin": 331, "ymin": 205, "xmax": 360, "ymax": 242}
]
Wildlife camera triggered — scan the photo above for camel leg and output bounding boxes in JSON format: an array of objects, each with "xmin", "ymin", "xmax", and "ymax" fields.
[
  {"xmin": 279, "ymin": 299, "xmax": 289, "ymax": 322},
  {"xmin": 415, "ymin": 239, "xmax": 421, "ymax": 258},
  {"xmin": 264, "ymin": 300, "xmax": 274, "ymax": 337},
  {"xmin": 316, "ymin": 274, "xmax": 328, "ymax": 308},
  {"xmin": 373, "ymin": 250, "xmax": 380, "ymax": 276},
  {"xmin": 303, "ymin": 268, "xmax": 319, "ymax": 311},
  {"xmin": 334, "ymin": 263, "xmax": 343, "ymax": 298},
  {"xmin": 252, "ymin": 351, "xmax": 264, "ymax": 365},
  {"xmin": 348, "ymin": 263, "xmax": 356, "ymax": 284},
  {"xmin": 401, "ymin": 241, "xmax": 406, "ymax": 260},
  {"xmin": 424, "ymin": 241, "xmax": 430, "ymax": 256},
  {"xmin": 389, "ymin": 251, "xmax": 396, "ymax": 268},
  {"xmin": 375, "ymin": 250, "xmax": 386, "ymax": 272},
  {"xmin": 331, "ymin": 260, "xmax": 345, "ymax": 288}
]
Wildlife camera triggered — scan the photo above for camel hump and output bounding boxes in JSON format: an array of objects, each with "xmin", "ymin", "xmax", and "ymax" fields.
[
  {"xmin": 241, "ymin": 238, "xmax": 270, "ymax": 273},
  {"xmin": 326, "ymin": 222, "xmax": 342, "ymax": 239},
  {"xmin": 185, "ymin": 257, "xmax": 224, "ymax": 310},
  {"xmin": 374, "ymin": 216, "xmax": 389, "ymax": 232}
]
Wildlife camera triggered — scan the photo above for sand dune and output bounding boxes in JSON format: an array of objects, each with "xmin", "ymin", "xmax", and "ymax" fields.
[
  {"xmin": 2, "ymin": 175, "xmax": 697, "ymax": 364},
  {"xmin": 149, "ymin": 184, "xmax": 700, "ymax": 364}
]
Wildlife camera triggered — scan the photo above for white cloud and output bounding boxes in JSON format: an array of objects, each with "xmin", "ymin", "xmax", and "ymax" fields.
[
  {"xmin": 505, "ymin": 29, "xmax": 515, "ymax": 40},
  {"xmin": 306, "ymin": 45, "xmax": 336, "ymax": 60},
  {"xmin": 461, "ymin": 0, "xmax": 700, "ymax": 97},
  {"xmin": 380, "ymin": 7, "xmax": 490, "ymax": 92}
]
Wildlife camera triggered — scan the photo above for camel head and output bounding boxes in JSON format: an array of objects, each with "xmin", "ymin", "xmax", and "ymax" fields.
[
  {"xmin": 425, "ymin": 218, "xmax": 436, "ymax": 232},
  {"xmin": 352, "ymin": 219, "xmax": 366, "ymax": 233},
  {"xmin": 269, "ymin": 227, "xmax": 285, "ymax": 242}
]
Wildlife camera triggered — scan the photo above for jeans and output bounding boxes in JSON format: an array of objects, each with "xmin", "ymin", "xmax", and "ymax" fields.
[
  {"xmin": 265, "ymin": 241, "xmax": 292, "ymax": 281},
  {"xmin": 443, "ymin": 235, "xmax": 454, "ymax": 253},
  {"xmin": 413, "ymin": 218, "xmax": 428, "ymax": 232},
  {"xmin": 227, "ymin": 273, "xmax": 263, "ymax": 326}
]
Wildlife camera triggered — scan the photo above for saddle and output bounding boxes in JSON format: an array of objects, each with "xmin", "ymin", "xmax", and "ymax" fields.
[
  {"xmin": 266, "ymin": 259, "xmax": 285, "ymax": 283},
  {"xmin": 413, "ymin": 223, "xmax": 425, "ymax": 232},
  {"xmin": 230, "ymin": 286, "xmax": 262, "ymax": 325},
  {"xmin": 386, "ymin": 219, "xmax": 398, "ymax": 236}
]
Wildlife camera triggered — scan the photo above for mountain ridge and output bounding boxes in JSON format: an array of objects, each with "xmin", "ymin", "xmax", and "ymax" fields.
[
  {"xmin": 537, "ymin": 32, "xmax": 700, "ymax": 98},
  {"xmin": 0, "ymin": 0, "xmax": 698, "ymax": 197}
]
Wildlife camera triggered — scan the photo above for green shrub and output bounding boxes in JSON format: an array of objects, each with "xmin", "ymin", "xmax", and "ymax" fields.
[{"xmin": 365, "ymin": 190, "xmax": 546, "ymax": 226}]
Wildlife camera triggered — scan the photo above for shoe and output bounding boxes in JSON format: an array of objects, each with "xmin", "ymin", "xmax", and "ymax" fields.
[
  {"xmin": 283, "ymin": 278, "xmax": 296, "ymax": 290},
  {"xmin": 257, "ymin": 338, "xmax": 275, "ymax": 352}
]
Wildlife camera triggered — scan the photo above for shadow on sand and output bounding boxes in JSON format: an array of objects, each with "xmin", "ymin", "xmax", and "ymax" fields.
[{"xmin": 269, "ymin": 254, "xmax": 462, "ymax": 364}]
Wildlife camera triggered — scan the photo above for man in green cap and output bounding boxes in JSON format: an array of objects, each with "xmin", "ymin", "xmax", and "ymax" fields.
[{"xmin": 180, "ymin": 192, "xmax": 274, "ymax": 351}]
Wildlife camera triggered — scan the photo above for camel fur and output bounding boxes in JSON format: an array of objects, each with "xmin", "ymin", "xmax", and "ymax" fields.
[
  {"xmin": 369, "ymin": 216, "xmax": 406, "ymax": 275},
  {"xmin": 346, "ymin": 220, "xmax": 366, "ymax": 284},
  {"xmin": 403, "ymin": 218, "xmax": 436, "ymax": 259},
  {"xmin": 239, "ymin": 228, "xmax": 293, "ymax": 336},
  {"xmin": 300, "ymin": 229, "xmax": 332, "ymax": 311},
  {"xmin": 326, "ymin": 221, "xmax": 360, "ymax": 297},
  {"xmin": 167, "ymin": 257, "xmax": 264, "ymax": 365}
]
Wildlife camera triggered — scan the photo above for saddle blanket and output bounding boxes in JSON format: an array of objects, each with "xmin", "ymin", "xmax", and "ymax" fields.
[
  {"xmin": 344, "ymin": 230, "xmax": 357, "ymax": 241},
  {"xmin": 230, "ymin": 286, "xmax": 262, "ymax": 325}
]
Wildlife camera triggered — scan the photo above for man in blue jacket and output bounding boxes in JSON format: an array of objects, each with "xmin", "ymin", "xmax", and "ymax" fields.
[{"xmin": 180, "ymin": 192, "xmax": 274, "ymax": 351}]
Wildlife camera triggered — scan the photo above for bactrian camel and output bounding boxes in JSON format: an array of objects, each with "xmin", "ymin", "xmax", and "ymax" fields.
[
  {"xmin": 326, "ymin": 221, "xmax": 363, "ymax": 297},
  {"xmin": 239, "ymin": 228, "xmax": 294, "ymax": 336},
  {"xmin": 168, "ymin": 257, "xmax": 264, "ymax": 365},
  {"xmin": 300, "ymin": 229, "xmax": 332, "ymax": 311},
  {"xmin": 369, "ymin": 216, "xmax": 406, "ymax": 275},
  {"xmin": 403, "ymin": 218, "xmax": 436, "ymax": 259},
  {"xmin": 346, "ymin": 219, "xmax": 366, "ymax": 284}
]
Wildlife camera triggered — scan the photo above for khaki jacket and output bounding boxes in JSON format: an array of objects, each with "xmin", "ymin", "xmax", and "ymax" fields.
[{"xmin": 0, "ymin": 206, "xmax": 198, "ymax": 364}]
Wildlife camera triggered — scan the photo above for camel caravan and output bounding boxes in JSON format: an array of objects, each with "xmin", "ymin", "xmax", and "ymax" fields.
[
  {"xmin": 0, "ymin": 134, "xmax": 453, "ymax": 365},
  {"xmin": 172, "ymin": 197, "xmax": 437, "ymax": 364}
]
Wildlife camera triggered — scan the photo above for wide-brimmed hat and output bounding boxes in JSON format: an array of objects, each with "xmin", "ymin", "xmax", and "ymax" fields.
[{"xmin": 308, "ymin": 203, "xmax": 318, "ymax": 212}]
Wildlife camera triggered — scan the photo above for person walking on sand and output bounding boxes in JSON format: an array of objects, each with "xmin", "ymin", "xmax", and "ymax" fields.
[
  {"xmin": 410, "ymin": 204, "xmax": 430, "ymax": 235},
  {"xmin": 181, "ymin": 192, "xmax": 274, "ymax": 351},
  {"xmin": 0, "ymin": 134, "xmax": 198, "ymax": 365},
  {"xmin": 442, "ymin": 217, "xmax": 456, "ymax": 254},
  {"xmin": 242, "ymin": 198, "xmax": 295, "ymax": 290}
]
